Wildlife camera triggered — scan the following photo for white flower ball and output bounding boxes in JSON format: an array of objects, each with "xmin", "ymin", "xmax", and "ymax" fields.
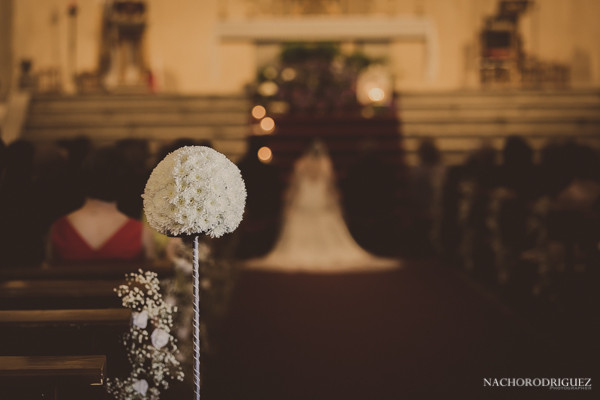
[
  {"xmin": 151, "ymin": 328, "xmax": 170, "ymax": 349},
  {"xmin": 132, "ymin": 379, "xmax": 148, "ymax": 395},
  {"xmin": 143, "ymin": 146, "xmax": 246, "ymax": 237},
  {"xmin": 131, "ymin": 310, "xmax": 148, "ymax": 329}
]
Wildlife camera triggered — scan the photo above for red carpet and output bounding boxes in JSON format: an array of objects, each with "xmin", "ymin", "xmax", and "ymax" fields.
[{"xmin": 204, "ymin": 260, "xmax": 594, "ymax": 399}]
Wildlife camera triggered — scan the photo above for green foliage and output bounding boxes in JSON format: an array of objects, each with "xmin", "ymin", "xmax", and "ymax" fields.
[
  {"xmin": 280, "ymin": 42, "xmax": 340, "ymax": 64},
  {"xmin": 252, "ymin": 42, "xmax": 384, "ymax": 114}
]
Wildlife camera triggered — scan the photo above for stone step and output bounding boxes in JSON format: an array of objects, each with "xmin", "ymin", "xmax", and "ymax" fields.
[
  {"xmin": 24, "ymin": 95, "xmax": 251, "ymax": 162},
  {"xmin": 398, "ymin": 90, "xmax": 600, "ymax": 107},
  {"xmin": 30, "ymin": 93, "xmax": 248, "ymax": 103},
  {"xmin": 26, "ymin": 112, "xmax": 248, "ymax": 127},
  {"xmin": 402, "ymin": 136, "xmax": 600, "ymax": 152},
  {"xmin": 397, "ymin": 90, "xmax": 600, "ymax": 164},
  {"xmin": 400, "ymin": 107, "xmax": 600, "ymax": 120},
  {"xmin": 29, "ymin": 106, "xmax": 248, "ymax": 116},
  {"xmin": 23, "ymin": 91, "xmax": 600, "ymax": 167},
  {"xmin": 260, "ymin": 135, "xmax": 600, "ymax": 162},
  {"xmin": 28, "ymin": 95, "xmax": 249, "ymax": 113},
  {"xmin": 401, "ymin": 121, "xmax": 599, "ymax": 136},
  {"xmin": 22, "ymin": 125, "xmax": 247, "ymax": 141}
]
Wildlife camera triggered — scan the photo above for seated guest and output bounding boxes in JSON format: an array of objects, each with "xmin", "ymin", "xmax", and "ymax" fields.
[
  {"xmin": 49, "ymin": 147, "xmax": 154, "ymax": 263},
  {"xmin": 408, "ymin": 138, "xmax": 446, "ymax": 255},
  {"xmin": 115, "ymin": 138, "xmax": 151, "ymax": 219},
  {"xmin": 0, "ymin": 140, "xmax": 45, "ymax": 267}
]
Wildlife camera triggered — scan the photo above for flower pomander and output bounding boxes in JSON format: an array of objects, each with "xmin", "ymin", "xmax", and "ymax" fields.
[{"xmin": 143, "ymin": 146, "xmax": 246, "ymax": 238}]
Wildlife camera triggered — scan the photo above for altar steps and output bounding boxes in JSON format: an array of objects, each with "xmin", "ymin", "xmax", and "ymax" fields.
[
  {"xmin": 22, "ymin": 94, "xmax": 250, "ymax": 161},
  {"xmin": 398, "ymin": 90, "xmax": 600, "ymax": 164},
  {"xmin": 21, "ymin": 90, "xmax": 600, "ymax": 165}
]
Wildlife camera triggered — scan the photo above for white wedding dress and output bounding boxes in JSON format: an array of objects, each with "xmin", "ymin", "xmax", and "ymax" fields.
[{"xmin": 246, "ymin": 148, "xmax": 400, "ymax": 273}]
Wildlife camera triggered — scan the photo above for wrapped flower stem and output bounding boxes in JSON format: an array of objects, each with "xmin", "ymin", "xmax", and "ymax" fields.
[
  {"xmin": 192, "ymin": 235, "xmax": 201, "ymax": 400},
  {"xmin": 143, "ymin": 146, "xmax": 246, "ymax": 399}
]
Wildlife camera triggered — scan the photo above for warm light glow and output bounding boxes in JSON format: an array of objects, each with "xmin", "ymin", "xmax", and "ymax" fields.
[
  {"xmin": 269, "ymin": 101, "xmax": 289, "ymax": 114},
  {"xmin": 281, "ymin": 67, "xmax": 297, "ymax": 81},
  {"xmin": 260, "ymin": 117, "xmax": 275, "ymax": 133},
  {"xmin": 258, "ymin": 81, "xmax": 278, "ymax": 96},
  {"xmin": 356, "ymin": 65, "xmax": 392, "ymax": 106},
  {"xmin": 257, "ymin": 146, "xmax": 273, "ymax": 163},
  {"xmin": 263, "ymin": 66, "xmax": 278, "ymax": 80},
  {"xmin": 251, "ymin": 105, "xmax": 266, "ymax": 119},
  {"xmin": 361, "ymin": 107, "xmax": 375, "ymax": 119},
  {"xmin": 367, "ymin": 87, "xmax": 385, "ymax": 102}
]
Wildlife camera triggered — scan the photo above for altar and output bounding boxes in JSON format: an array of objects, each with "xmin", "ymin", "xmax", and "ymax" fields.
[{"xmin": 216, "ymin": 15, "xmax": 439, "ymax": 85}]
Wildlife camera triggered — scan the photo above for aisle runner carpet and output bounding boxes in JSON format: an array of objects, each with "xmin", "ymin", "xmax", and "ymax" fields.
[{"xmin": 205, "ymin": 260, "xmax": 591, "ymax": 399}]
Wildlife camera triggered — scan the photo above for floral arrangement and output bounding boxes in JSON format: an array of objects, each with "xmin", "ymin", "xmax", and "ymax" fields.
[
  {"xmin": 250, "ymin": 42, "xmax": 390, "ymax": 115},
  {"xmin": 106, "ymin": 270, "xmax": 184, "ymax": 400},
  {"xmin": 143, "ymin": 146, "xmax": 247, "ymax": 237},
  {"xmin": 143, "ymin": 145, "xmax": 246, "ymax": 399}
]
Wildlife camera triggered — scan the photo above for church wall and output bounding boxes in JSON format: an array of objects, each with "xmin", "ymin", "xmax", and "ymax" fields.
[
  {"xmin": 11, "ymin": 0, "xmax": 101, "ymax": 93},
  {"xmin": 8, "ymin": 0, "xmax": 600, "ymax": 95},
  {"xmin": 0, "ymin": 0, "xmax": 13, "ymax": 101},
  {"xmin": 521, "ymin": 0, "xmax": 600, "ymax": 88},
  {"xmin": 409, "ymin": 0, "xmax": 497, "ymax": 90},
  {"xmin": 146, "ymin": 0, "xmax": 255, "ymax": 93}
]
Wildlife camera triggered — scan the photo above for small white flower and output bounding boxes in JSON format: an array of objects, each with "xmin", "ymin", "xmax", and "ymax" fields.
[
  {"xmin": 132, "ymin": 378, "xmax": 148, "ymax": 395},
  {"xmin": 131, "ymin": 310, "xmax": 148, "ymax": 329},
  {"xmin": 107, "ymin": 270, "xmax": 185, "ymax": 400},
  {"xmin": 151, "ymin": 328, "xmax": 170, "ymax": 349}
]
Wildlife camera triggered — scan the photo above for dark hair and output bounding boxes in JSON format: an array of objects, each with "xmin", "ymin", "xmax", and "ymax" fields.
[
  {"xmin": 156, "ymin": 138, "xmax": 201, "ymax": 166},
  {"xmin": 569, "ymin": 142, "xmax": 600, "ymax": 181},
  {"xmin": 417, "ymin": 138, "xmax": 441, "ymax": 166},
  {"xmin": 3, "ymin": 140, "xmax": 35, "ymax": 184},
  {"xmin": 503, "ymin": 136, "xmax": 533, "ymax": 167},
  {"xmin": 80, "ymin": 146, "xmax": 131, "ymax": 202},
  {"xmin": 57, "ymin": 136, "xmax": 92, "ymax": 168}
]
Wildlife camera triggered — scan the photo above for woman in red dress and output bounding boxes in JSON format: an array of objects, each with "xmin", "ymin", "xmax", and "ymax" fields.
[{"xmin": 49, "ymin": 147, "xmax": 154, "ymax": 263}]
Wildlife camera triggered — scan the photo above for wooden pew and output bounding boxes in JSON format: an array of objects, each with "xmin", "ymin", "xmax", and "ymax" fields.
[
  {"xmin": 0, "ymin": 308, "xmax": 131, "ymax": 328},
  {"xmin": 0, "ymin": 279, "xmax": 123, "ymax": 310},
  {"xmin": 0, "ymin": 309, "xmax": 132, "ymax": 381},
  {"xmin": 0, "ymin": 355, "xmax": 105, "ymax": 384},
  {"xmin": 0, "ymin": 259, "xmax": 174, "ymax": 281},
  {"xmin": 0, "ymin": 355, "xmax": 106, "ymax": 399}
]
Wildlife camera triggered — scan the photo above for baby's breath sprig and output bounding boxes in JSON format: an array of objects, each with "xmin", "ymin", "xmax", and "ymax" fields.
[{"xmin": 106, "ymin": 270, "xmax": 184, "ymax": 400}]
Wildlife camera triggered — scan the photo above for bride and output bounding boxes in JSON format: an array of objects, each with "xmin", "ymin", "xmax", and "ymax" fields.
[{"xmin": 246, "ymin": 140, "xmax": 400, "ymax": 273}]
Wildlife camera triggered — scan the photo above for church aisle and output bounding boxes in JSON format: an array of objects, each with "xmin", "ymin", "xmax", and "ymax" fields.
[{"xmin": 204, "ymin": 260, "xmax": 571, "ymax": 399}]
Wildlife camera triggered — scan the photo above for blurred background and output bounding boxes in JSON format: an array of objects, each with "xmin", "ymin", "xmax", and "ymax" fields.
[{"xmin": 0, "ymin": 0, "xmax": 599, "ymax": 399}]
